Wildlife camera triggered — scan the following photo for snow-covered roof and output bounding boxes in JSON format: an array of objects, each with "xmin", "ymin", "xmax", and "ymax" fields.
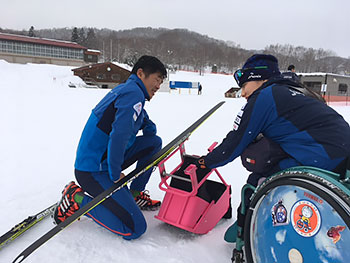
[
  {"xmin": 112, "ymin": 61, "xmax": 132, "ymax": 71},
  {"xmin": 86, "ymin": 49, "xmax": 101, "ymax": 54},
  {"xmin": 298, "ymin": 72, "xmax": 350, "ymax": 78}
]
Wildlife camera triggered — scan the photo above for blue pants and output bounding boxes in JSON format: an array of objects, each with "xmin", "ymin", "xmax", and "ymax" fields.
[{"xmin": 75, "ymin": 135, "xmax": 162, "ymax": 240}]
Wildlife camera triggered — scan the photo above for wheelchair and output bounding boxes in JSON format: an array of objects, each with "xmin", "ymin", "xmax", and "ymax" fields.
[{"xmin": 232, "ymin": 165, "xmax": 350, "ymax": 263}]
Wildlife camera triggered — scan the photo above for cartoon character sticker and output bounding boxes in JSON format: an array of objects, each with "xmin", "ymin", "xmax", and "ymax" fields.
[
  {"xmin": 291, "ymin": 200, "xmax": 321, "ymax": 237},
  {"xmin": 272, "ymin": 200, "xmax": 288, "ymax": 226},
  {"xmin": 327, "ymin": 225, "xmax": 346, "ymax": 244}
]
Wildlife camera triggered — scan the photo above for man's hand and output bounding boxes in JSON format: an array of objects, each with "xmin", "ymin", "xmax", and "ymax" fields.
[
  {"xmin": 195, "ymin": 157, "xmax": 207, "ymax": 169},
  {"xmin": 114, "ymin": 173, "xmax": 125, "ymax": 183},
  {"xmin": 194, "ymin": 157, "xmax": 211, "ymax": 181}
]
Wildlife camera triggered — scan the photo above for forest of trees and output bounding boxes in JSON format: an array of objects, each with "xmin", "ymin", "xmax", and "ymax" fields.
[{"xmin": 1, "ymin": 26, "xmax": 349, "ymax": 75}]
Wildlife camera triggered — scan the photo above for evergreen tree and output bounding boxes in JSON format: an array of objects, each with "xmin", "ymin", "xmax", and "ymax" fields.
[
  {"xmin": 28, "ymin": 26, "xmax": 35, "ymax": 37},
  {"xmin": 78, "ymin": 28, "xmax": 86, "ymax": 46},
  {"xmin": 71, "ymin": 27, "xmax": 79, "ymax": 43},
  {"xmin": 85, "ymin": 28, "xmax": 98, "ymax": 49}
]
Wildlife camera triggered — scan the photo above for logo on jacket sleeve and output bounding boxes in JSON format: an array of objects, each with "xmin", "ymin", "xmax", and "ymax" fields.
[
  {"xmin": 133, "ymin": 102, "xmax": 142, "ymax": 116},
  {"xmin": 133, "ymin": 102, "xmax": 142, "ymax": 122}
]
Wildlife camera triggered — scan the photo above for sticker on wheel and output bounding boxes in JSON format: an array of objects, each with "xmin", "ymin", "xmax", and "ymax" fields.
[
  {"xmin": 291, "ymin": 200, "xmax": 321, "ymax": 237},
  {"xmin": 271, "ymin": 200, "xmax": 288, "ymax": 226}
]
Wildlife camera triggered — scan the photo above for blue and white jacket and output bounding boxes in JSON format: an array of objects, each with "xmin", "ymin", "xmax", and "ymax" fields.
[
  {"xmin": 74, "ymin": 74, "xmax": 156, "ymax": 181},
  {"xmin": 204, "ymin": 77, "xmax": 350, "ymax": 172}
]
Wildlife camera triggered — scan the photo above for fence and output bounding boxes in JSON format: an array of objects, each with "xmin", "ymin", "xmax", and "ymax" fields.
[{"xmin": 324, "ymin": 92, "xmax": 349, "ymax": 106}]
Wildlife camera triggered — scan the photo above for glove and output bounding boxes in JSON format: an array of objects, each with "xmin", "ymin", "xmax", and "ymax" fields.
[
  {"xmin": 113, "ymin": 173, "xmax": 125, "ymax": 183},
  {"xmin": 194, "ymin": 157, "xmax": 211, "ymax": 182},
  {"xmin": 196, "ymin": 157, "xmax": 207, "ymax": 169}
]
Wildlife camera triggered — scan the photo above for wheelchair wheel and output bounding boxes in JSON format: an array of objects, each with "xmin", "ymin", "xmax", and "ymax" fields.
[{"xmin": 243, "ymin": 168, "xmax": 350, "ymax": 263}]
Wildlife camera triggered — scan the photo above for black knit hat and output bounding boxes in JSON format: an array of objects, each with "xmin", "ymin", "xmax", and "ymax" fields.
[{"xmin": 234, "ymin": 54, "xmax": 281, "ymax": 87}]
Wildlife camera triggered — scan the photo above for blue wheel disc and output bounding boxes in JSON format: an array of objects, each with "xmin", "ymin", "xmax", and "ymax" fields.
[{"xmin": 244, "ymin": 170, "xmax": 350, "ymax": 263}]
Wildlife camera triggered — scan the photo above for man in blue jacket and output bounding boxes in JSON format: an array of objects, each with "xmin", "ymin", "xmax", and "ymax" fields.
[
  {"xmin": 54, "ymin": 55, "xmax": 167, "ymax": 240},
  {"xmin": 196, "ymin": 54, "xmax": 350, "ymax": 239}
]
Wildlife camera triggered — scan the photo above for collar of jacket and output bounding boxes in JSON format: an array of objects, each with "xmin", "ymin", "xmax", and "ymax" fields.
[{"xmin": 128, "ymin": 74, "xmax": 150, "ymax": 101}]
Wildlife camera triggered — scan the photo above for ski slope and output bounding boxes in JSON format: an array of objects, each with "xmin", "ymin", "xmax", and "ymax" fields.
[{"xmin": 0, "ymin": 60, "xmax": 349, "ymax": 263}]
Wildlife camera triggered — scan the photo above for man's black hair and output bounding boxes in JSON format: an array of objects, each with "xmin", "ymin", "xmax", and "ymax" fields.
[
  {"xmin": 131, "ymin": 55, "xmax": 167, "ymax": 79},
  {"xmin": 287, "ymin": 65, "xmax": 295, "ymax": 71}
]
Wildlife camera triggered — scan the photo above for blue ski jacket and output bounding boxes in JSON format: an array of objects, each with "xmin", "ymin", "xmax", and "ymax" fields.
[
  {"xmin": 204, "ymin": 77, "xmax": 350, "ymax": 172},
  {"xmin": 74, "ymin": 74, "xmax": 157, "ymax": 181}
]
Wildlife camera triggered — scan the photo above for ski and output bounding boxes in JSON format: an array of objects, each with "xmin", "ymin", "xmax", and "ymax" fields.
[
  {"xmin": 13, "ymin": 101, "xmax": 225, "ymax": 263},
  {"xmin": 0, "ymin": 203, "xmax": 57, "ymax": 250}
]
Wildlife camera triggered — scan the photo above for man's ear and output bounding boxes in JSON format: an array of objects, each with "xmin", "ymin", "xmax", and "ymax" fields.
[{"xmin": 136, "ymin": 68, "xmax": 144, "ymax": 79}]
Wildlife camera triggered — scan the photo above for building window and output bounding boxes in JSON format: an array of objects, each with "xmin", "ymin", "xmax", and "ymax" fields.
[
  {"xmin": 0, "ymin": 40, "xmax": 84, "ymax": 60},
  {"xmin": 338, "ymin": 84, "xmax": 348, "ymax": 95},
  {"xmin": 96, "ymin": 73, "xmax": 106, "ymax": 80},
  {"xmin": 303, "ymin": 81, "xmax": 322, "ymax": 93},
  {"xmin": 111, "ymin": 74, "xmax": 121, "ymax": 81}
]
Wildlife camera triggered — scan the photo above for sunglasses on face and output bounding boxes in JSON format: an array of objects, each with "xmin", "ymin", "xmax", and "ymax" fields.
[{"xmin": 233, "ymin": 66, "xmax": 268, "ymax": 86}]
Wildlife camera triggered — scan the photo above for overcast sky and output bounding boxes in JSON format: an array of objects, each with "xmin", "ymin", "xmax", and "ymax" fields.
[{"xmin": 2, "ymin": 0, "xmax": 350, "ymax": 58}]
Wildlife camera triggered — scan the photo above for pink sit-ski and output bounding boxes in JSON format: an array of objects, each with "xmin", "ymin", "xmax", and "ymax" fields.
[{"xmin": 155, "ymin": 141, "xmax": 231, "ymax": 234}]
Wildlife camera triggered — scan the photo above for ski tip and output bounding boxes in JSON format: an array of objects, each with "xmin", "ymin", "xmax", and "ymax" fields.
[
  {"xmin": 212, "ymin": 101, "xmax": 225, "ymax": 111},
  {"xmin": 12, "ymin": 255, "xmax": 25, "ymax": 263},
  {"xmin": 217, "ymin": 101, "xmax": 225, "ymax": 107}
]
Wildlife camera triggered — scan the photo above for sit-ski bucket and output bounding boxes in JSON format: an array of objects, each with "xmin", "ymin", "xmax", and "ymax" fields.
[{"xmin": 155, "ymin": 142, "xmax": 231, "ymax": 234}]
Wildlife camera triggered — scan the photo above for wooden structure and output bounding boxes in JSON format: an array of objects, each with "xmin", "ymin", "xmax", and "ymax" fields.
[
  {"xmin": 84, "ymin": 49, "xmax": 100, "ymax": 63},
  {"xmin": 72, "ymin": 62, "xmax": 131, "ymax": 89},
  {"xmin": 225, "ymin": 87, "xmax": 241, "ymax": 98}
]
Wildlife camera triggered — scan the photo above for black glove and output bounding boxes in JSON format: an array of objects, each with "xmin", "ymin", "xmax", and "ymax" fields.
[
  {"xmin": 194, "ymin": 157, "xmax": 211, "ymax": 182},
  {"xmin": 196, "ymin": 157, "xmax": 207, "ymax": 169}
]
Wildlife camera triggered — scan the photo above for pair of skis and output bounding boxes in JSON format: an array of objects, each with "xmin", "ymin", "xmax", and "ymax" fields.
[
  {"xmin": 0, "ymin": 203, "xmax": 57, "ymax": 250},
  {"xmin": 6, "ymin": 101, "xmax": 224, "ymax": 263}
]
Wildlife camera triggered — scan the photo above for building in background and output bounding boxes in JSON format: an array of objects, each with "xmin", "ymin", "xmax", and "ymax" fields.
[
  {"xmin": 224, "ymin": 87, "xmax": 241, "ymax": 98},
  {"xmin": 0, "ymin": 32, "xmax": 100, "ymax": 66},
  {"xmin": 299, "ymin": 73, "xmax": 350, "ymax": 103},
  {"xmin": 72, "ymin": 62, "xmax": 131, "ymax": 89},
  {"xmin": 72, "ymin": 61, "xmax": 171, "ymax": 91},
  {"xmin": 84, "ymin": 49, "xmax": 100, "ymax": 64}
]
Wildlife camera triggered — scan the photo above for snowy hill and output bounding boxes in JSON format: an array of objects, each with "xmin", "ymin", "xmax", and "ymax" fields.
[{"xmin": 0, "ymin": 60, "xmax": 349, "ymax": 263}]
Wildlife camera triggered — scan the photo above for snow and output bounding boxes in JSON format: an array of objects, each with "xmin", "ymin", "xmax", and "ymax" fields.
[
  {"xmin": 299, "ymin": 72, "xmax": 350, "ymax": 78},
  {"xmin": 112, "ymin": 61, "xmax": 132, "ymax": 72},
  {"xmin": 0, "ymin": 60, "xmax": 349, "ymax": 263}
]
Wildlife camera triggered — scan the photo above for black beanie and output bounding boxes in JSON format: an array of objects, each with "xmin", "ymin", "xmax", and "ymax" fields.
[{"xmin": 236, "ymin": 54, "xmax": 281, "ymax": 87}]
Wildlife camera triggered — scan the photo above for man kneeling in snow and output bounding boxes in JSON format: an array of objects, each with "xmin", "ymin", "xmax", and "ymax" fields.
[{"xmin": 53, "ymin": 55, "xmax": 167, "ymax": 240}]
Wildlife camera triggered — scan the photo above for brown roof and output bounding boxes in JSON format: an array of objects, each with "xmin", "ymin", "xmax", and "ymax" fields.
[{"xmin": 0, "ymin": 32, "xmax": 87, "ymax": 50}]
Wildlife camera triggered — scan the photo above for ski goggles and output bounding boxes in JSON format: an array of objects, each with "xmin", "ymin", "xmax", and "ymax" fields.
[{"xmin": 233, "ymin": 66, "xmax": 268, "ymax": 87}]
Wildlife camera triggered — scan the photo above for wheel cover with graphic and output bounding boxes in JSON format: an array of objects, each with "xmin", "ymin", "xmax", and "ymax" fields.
[{"xmin": 244, "ymin": 170, "xmax": 350, "ymax": 263}]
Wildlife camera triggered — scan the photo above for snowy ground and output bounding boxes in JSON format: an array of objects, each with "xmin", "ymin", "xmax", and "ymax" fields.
[{"xmin": 0, "ymin": 60, "xmax": 349, "ymax": 263}]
